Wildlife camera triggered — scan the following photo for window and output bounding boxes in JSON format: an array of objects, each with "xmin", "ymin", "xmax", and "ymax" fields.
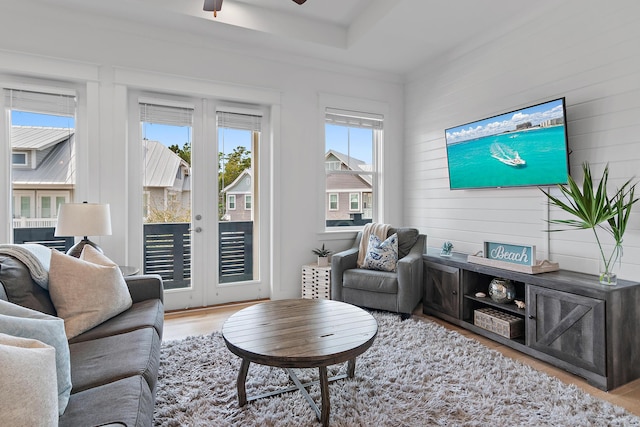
[
  {"xmin": 324, "ymin": 108, "xmax": 382, "ymax": 229},
  {"xmin": 245, "ymin": 195, "xmax": 252, "ymax": 210},
  {"xmin": 13, "ymin": 194, "xmax": 32, "ymax": 219},
  {"xmin": 349, "ymin": 193, "xmax": 360, "ymax": 211},
  {"xmin": 12, "ymin": 152, "xmax": 27, "ymax": 166},
  {"xmin": 228, "ymin": 194, "xmax": 236, "ymax": 210},
  {"xmin": 329, "ymin": 193, "xmax": 338, "ymax": 211},
  {"xmin": 325, "ymin": 161, "xmax": 341, "ymax": 171},
  {"xmin": 5, "ymin": 88, "xmax": 76, "ymax": 239}
]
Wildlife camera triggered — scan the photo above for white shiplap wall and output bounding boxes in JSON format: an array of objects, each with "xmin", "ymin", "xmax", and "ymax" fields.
[{"xmin": 404, "ymin": 0, "xmax": 640, "ymax": 280}]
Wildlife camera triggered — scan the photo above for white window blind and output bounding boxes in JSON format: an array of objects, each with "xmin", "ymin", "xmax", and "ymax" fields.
[
  {"xmin": 140, "ymin": 102, "xmax": 194, "ymax": 126},
  {"xmin": 5, "ymin": 89, "xmax": 76, "ymax": 117},
  {"xmin": 217, "ymin": 111, "xmax": 261, "ymax": 132},
  {"xmin": 325, "ymin": 108, "xmax": 383, "ymax": 130}
]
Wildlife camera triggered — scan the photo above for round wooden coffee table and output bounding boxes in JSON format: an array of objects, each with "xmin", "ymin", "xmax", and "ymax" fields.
[{"xmin": 222, "ymin": 299, "xmax": 378, "ymax": 426}]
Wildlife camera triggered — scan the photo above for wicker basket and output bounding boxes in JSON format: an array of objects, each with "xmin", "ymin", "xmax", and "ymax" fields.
[{"xmin": 474, "ymin": 307, "xmax": 523, "ymax": 339}]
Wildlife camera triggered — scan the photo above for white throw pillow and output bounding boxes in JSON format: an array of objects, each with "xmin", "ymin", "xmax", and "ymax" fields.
[
  {"xmin": 48, "ymin": 246, "xmax": 132, "ymax": 339},
  {"xmin": 0, "ymin": 299, "xmax": 72, "ymax": 415},
  {"xmin": 361, "ymin": 233, "xmax": 399, "ymax": 272},
  {"xmin": 0, "ymin": 333, "xmax": 59, "ymax": 427}
]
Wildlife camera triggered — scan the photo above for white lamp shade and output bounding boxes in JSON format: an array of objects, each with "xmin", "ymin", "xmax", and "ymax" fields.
[{"xmin": 54, "ymin": 203, "xmax": 112, "ymax": 237}]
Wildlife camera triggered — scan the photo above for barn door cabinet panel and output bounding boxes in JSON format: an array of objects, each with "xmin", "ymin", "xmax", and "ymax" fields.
[
  {"xmin": 422, "ymin": 247, "xmax": 640, "ymax": 391},
  {"xmin": 526, "ymin": 285, "xmax": 606, "ymax": 376},
  {"xmin": 423, "ymin": 261, "xmax": 460, "ymax": 321}
]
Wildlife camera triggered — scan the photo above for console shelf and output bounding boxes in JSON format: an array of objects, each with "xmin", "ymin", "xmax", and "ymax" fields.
[
  {"xmin": 422, "ymin": 247, "xmax": 640, "ymax": 391},
  {"xmin": 463, "ymin": 295, "xmax": 525, "ymax": 316}
]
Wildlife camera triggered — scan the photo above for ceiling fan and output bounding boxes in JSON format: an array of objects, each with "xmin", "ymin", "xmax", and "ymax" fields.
[{"xmin": 204, "ymin": 0, "xmax": 307, "ymax": 18}]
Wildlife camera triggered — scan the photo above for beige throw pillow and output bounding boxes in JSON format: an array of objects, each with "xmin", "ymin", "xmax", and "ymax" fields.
[
  {"xmin": 48, "ymin": 246, "xmax": 133, "ymax": 339},
  {"xmin": 0, "ymin": 333, "xmax": 59, "ymax": 427}
]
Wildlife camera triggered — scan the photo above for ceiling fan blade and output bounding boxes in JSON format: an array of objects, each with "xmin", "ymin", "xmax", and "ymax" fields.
[{"xmin": 292, "ymin": 0, "xmax": 307, "ymax": 4}]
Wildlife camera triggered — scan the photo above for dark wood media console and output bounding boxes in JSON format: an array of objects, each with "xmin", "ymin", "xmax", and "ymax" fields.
[{"xmin": 422, "ymin": 247, "xmax": 640, "ymax": 391}]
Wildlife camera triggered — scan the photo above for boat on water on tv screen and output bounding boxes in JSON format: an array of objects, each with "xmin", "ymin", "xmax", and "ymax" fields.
[{"xmin": 445, "ymin": 98, "xmax": 570, "ymax": 190}]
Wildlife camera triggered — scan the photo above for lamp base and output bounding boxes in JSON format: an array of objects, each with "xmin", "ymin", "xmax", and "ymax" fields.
[{"xmin": 66, "ymin": 238, "xmax": 103, "ymax": 258}]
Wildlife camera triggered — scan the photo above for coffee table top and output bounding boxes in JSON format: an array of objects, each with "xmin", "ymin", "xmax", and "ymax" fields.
[{"xmin": 222, "ymin": 299, "xmax": 378, "ymax": 368}]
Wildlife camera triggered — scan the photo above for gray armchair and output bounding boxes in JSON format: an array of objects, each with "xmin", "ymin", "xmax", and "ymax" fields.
[{"xmin": 331, "ymin": 227, "xmax": 426, "ymax": 319}]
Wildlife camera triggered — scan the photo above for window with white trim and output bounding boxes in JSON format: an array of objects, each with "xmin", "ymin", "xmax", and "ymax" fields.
[
  {"xmin": 228, "ymin": 194, "xmax": 236, "ymax": 210},
  {"xmin": 324, "ymin": 108, "xmax": 382, "ymax": 228},
  {"xmin": 245, "ymin": 195, "xmax": 252, "ymax": 210},
  {"xmin": 349, "ymin": 193, "xmax": 360, "ymax": 211},
  {"xmin": 329, "ymin": 193, "xmax": 338, "ymax": 211},
  {"xmin": 12, "ymin": 152, "xmax": 28, "ymax": 166},
  {"xmin": 4, "ymin": 87, "xmax": 76, "ymax": 237}
]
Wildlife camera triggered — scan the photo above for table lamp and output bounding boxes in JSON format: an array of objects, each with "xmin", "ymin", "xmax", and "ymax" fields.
[{"xmin": 54, "ymin": 202, "xmax": 112, "ymax": 257}]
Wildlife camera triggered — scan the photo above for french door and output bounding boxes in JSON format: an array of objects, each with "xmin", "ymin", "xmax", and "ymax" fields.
[{"xmin": 135, "ymin": 96, "xmax": 267, "ymax": 311}]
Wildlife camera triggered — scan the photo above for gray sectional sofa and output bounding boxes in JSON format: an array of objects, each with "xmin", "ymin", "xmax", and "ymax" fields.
[{"xmin": 0, "ymin": 253, "xmax": 164, "ymax": 427}]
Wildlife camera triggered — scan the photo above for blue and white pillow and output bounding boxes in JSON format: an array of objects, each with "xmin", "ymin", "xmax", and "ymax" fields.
[{"xmin": 362, "ymin": 233, "xmax": 399, "ymax": 272}]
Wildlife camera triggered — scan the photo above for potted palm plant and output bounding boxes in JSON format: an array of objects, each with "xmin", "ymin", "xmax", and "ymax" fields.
[
  {"xmin": 540, "ymin": 162, "xmax": 638, "ymax": 285},
  {"xmin": 312, "ymin": 244, "xmax": 332, "ymax": 267}
]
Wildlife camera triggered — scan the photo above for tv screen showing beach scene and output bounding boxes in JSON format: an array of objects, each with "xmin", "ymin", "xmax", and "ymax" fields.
[{"xmin": 445, "ymin": 98, "xmax": 570, "ymax": 190}]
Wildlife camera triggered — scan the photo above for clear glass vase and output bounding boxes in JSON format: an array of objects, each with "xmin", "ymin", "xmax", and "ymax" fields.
[{"xmin": 599, "ymin": 245, "xmax": 622, "ymax": 286}]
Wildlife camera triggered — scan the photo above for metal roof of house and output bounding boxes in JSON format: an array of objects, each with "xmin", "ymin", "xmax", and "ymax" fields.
[
  {"xmin": 12, "ymin": 136, "xmax": 76, "ymax": 186},
  {"xmin": 11, "ymin": 126, "xmax": 73, "ymax": 150},
  {"xmin": 11, "ymin": 127, "xmax": 188, "ymax": 190},
  {"xmin": 143, "ymin": 139, "xmax": 189, "ymax": 188}
]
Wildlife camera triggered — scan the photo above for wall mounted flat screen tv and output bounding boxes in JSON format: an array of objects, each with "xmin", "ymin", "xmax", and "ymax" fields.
[{"xmin": 445, "ymin": 98, "xmax": 570, "ymax": 190}]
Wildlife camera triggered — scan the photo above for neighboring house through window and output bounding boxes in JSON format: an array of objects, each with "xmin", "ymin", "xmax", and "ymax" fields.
[
  {"xmin": 324, "ymin": 106, "xmax": 383, "ymax": 229},
  {"xmin": 4, "ymin": 87, "xmax": 77, "ymax": 235}
]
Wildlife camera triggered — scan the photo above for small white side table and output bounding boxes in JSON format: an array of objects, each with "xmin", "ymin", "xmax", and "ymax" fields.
[{"xmin": 301, "ymin": 263, "xmax": 331, "ymax": 300}]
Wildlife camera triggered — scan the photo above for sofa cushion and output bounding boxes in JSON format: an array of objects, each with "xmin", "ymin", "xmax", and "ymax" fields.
[
  {"xmin": 343, "ymin": 268, "xmax": 398, "ymax": 294},
  {"xmin": 362, "ymin": 233, "xmax": 399, "ymax": 272},
  {"xmin": 0, "ymin": 254, "xmax": 56, "ymax": 315},
  {"xmin": 0, "ymin": 333, "xmax": 59, "ymax": 426},
  {"xmin": 388, "ymin": 227, "xmax": 419, "ymax": 259},
  {"xmin": 60, "ymin": 375, "xmax": 154, "ymax": 427},
  {"xmin": 69, "ymin": 327, "xmax": 160, "ymax": 393},
  {"xmin": 0, "ymin": 299, "xmax": 72, "ymax": 414},
  {"xmin": 49, "ymin": 247, "xmax": 133, "ymax": 339},
  {"xmin": 69, "ymin": 298, "xmax": 164, "ymax": 344}
]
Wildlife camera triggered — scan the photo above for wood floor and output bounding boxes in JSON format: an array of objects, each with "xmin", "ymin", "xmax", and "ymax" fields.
[{"xmin": 163, "ymin": 301, "xmax": 640, "ymax": 418}]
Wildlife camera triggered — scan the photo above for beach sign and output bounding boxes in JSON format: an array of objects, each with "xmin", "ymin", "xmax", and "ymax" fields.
[{"xmin": 484, "ymin": 241, "xmax": 536, "ymax": 267}]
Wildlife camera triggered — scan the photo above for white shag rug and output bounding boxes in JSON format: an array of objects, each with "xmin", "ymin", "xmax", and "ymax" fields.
[{"xmin": 154, "ymin": 311, "xmax": 639, "ymax": 427}]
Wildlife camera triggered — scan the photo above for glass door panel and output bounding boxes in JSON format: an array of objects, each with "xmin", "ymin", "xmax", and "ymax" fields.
[
  {"xmin": 140, "ymin": 117, "xmax": 193, "ymax": 292},
  {"xmin": 218, "ymin": 125, "xmax": 255, "ymax": 284}
]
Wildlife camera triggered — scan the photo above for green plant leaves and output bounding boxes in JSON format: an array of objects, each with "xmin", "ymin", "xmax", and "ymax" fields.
[
  {"xmin": 540, "ymin": 162, "xmax": 639, "ymax": 278},
  {"xmin": 540, "ymin": 163, "xmax": 616, "ymax": 231}
]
